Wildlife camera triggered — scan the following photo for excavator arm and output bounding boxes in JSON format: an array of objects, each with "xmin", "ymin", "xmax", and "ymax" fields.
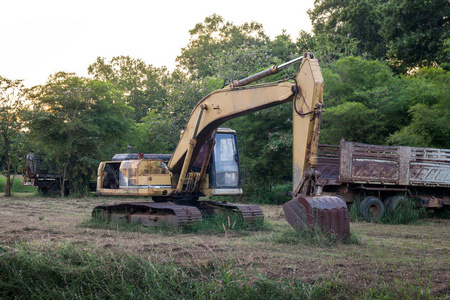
[{"xmin": 168, "ymin": 53, "xmax": 323, "ymax": 196}]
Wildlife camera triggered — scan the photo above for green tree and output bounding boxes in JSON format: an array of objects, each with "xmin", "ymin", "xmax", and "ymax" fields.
[
  {"xmin": 177, "ymin": 14, "xmax": 269, "ymax": 78},
  {"xmin": 267, "ymin": 31, "xmax": 298, "ymax": 62},
  {"xmin": 296, "ymin": 31, "xmax": 359, "ymax": 66},
  {"xmin": 319, "ymin": 57, "xmax": 449, "ymax": 147},
  {"xmin": 320, "ymin": 102, "xmax": 381, "ymax": 144},
  {"xmin": 388, "ymin": 67, "xmax": 450, "ymax": 148},
  {"xmin": 226, "ymin": 103, "xmax": 293, "ymax": 189},
  {"xmin": 121, "ymin": 71, "xmax": 224, "ymax": 155},
  {"xmin": 308, "ymin": 0, "xmax": 386, "ymax": 58},
  {"xmin": 88, "ymin": 56, "xmax": 168, "ymax": 121},
  {"xmin": 319, "ymin": 57, "xmax": 418, "ymax": 145},
  {"xmin": 382, "ymin": 0, "xmax": 450, "ymax": 71},
  {"xmin": 26, "ymin": 73, "xmax": 133, "ymax": 195},
  {"xmin": 0, "ymin": 76, "xmax": 26, "ymax": 196}
]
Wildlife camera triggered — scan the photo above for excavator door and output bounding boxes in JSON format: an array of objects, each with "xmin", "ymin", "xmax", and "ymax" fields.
[{"xmin": 209, "ymin": 131, "xmax": 242, "ymax": 191}]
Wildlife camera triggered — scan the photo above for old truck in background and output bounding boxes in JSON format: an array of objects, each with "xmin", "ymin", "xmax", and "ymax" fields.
[
  {"xmin": 316, "ymin": 139, "xmax": 450, "ymax": 222},
  {"xmin": 22, "ymin": 152, "xmax": 68, "ymax": 195}
]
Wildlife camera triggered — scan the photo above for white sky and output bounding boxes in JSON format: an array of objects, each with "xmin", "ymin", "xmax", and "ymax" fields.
[{"xmin": 1, "ymin": 0, "xmax": 315, "ymax": 87}]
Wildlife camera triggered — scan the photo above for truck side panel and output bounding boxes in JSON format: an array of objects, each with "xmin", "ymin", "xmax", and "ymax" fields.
[
  {"xmin": 345, "ymin": 142, "xmax": 400, "ymax": 184},
  {"xmin": 409, "ymin": 147, "xmax": 450, "ymax": 186},
  {"xmin": 319, "ymin": 141, "xmax": 450, "ymax": 188},
  {"xmin": 316, "ymin": 144, "xmax": 340, "ymax": 185}
]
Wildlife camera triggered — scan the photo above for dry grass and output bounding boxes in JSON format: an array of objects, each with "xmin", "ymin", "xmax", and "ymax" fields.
[{"xmin": 1, "ymin": 196, "xmax": 449, "ymax": 298}]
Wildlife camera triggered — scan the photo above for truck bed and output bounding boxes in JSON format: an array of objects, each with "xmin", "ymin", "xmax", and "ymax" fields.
[{"xmin": 316, "ymin": 140, "xmax": 450, "ymax": 187}]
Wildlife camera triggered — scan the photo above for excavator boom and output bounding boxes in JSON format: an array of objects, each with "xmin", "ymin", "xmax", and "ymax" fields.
[{"xmin": 169, "ymin": 53, "xmax": 323, "ymax": 189}]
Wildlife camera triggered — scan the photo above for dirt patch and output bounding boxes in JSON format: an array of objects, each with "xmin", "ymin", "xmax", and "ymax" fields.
[{"xmin": 1, "ymin": 196, "xmax": 449, "ymax": 297}]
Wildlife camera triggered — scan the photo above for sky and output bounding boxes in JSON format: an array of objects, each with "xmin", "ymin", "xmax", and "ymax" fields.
[{"xmin": 1, "ymin": 0, "xmax": 315, "ymax": 88}]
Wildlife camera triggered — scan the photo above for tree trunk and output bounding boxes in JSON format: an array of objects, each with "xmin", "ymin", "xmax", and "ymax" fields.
[
  {"xmin": 4, "ymin": 136, "xmax": 11, "ymax": 197},
  {"xmin": 5, "ymin": 166, "xmax": 11, "ymax": 197},
  {"xmin": 60, "ymin": 165, "xmax": 67, "ymax": 197}
]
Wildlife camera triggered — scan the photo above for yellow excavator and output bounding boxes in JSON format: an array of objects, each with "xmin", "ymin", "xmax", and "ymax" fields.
[{"xmin": 94, "ymin": 53, "xmax": 350, "ymax": 237}]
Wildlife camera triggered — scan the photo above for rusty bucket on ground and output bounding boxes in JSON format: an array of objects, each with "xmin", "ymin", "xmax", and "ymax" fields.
[{"xmin": 283, "ymin": 195, "xmax": 350, "ymax": 238}]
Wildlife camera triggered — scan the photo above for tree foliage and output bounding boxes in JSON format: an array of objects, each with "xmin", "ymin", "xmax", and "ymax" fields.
[
  {"xmin": 177, "ymin": 14, "xmax": 269, "ymax": 79},
  {"xmin": 88, "ymin": 56, "xmax": 168, "ymax": 122},
  {"xmin": 128, "ymin": 71, "xmax": 222, "ymax": 153},
  {"xmin": 296, "ymin": 31, "xmax": 359, "ymax": 66},
  {"xmin": 26, "ymin": 73, "xmax": 133, "ymax": 194},
  {"xmin": 308, "ymin": 0, "xmax": 386, "ymax": 58},
  {"xmin": 382, "ymin": 0, "xmax": 450, "ymax": 71},
  {"xmin": 320, "ymin": 57, "xmax": 436, "ymax": 145},
  {"xmin": 388, "ymin": 68, "xmax": 450, "ymax": 148},
  {"xmin": 308, "ymin": 0, "xmax": 450, "ymax": 71}
]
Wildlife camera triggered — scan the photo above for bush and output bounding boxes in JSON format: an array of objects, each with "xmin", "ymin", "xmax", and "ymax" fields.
[
  {"xmin": 436, "ymin": 207, "xmax": 450, "ymax": 219},
  {"xmin": 232, "ymin": 182, "xmax": 293, "ymax": 205}
]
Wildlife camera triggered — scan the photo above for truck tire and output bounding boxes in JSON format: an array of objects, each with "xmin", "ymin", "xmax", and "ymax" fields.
[
  {"xmin": 38, "ymin": 186, "xmax": 49, "ymax": 195},
  {"xmin": 383, "ymin": 195, "xmax": 395, "ymax": 210},
  {"xmin": 50, "ymin": 182, "xmax": 61, "ymax": 195},
  {"xmin": 386, "ymin": 195, "xmax": 410, "ymax": 214},
  {"xmin": 360, "ymin": 196, "xmax": 384, "ymax": 223}
]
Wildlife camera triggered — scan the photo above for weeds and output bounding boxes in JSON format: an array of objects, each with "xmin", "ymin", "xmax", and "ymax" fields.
[
  {"xmin": 381, "ymin": 198, "xmax": 427, "ymax": 225},
  {"xmin": 2, "ymin": 242, "xmax": 434, "ymax": 299},
  {"xmin": 0, "ymin": 242, "xmax": 324, "ymax": 299},
  {"xmin": 350, "ymin": 196, "xmax": 428, "ymax": 225},
  {"xmin": 348, "ymin": 199, "xmax": 363, "ymax": 222},
  {"xmin": 187, "ymin": 212, "xmax": 269, "ymax": 235}
]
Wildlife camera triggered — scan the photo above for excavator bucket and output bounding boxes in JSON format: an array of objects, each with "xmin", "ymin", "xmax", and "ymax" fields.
[{"xmin": 283, "ymin": 195, "xmax": 350, "ymax": 238}]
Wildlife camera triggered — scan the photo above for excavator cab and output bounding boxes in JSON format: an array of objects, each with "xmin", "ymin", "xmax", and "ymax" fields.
[{"xmin": 208, "ymin": 129, "xmax": 242, "ymax": 192}]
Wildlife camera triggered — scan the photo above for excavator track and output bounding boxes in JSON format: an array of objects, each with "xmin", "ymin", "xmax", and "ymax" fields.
[
  {"xmin": 92, "ymin": 201, "xmax": 264, "ymax": 227},
  {"xmin": 92, "ymin": 202, "xmax": 202, "ymax": 227}
]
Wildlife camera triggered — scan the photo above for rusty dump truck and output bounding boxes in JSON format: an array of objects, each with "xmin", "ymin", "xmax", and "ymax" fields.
[{"xmin": 316, "ymin": 139, "xmax": 450, "ymax": 222}]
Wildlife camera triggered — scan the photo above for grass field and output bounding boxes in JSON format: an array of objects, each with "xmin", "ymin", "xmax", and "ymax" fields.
[
  {"xmin": 0, "ymin": 175, "xmax": 37, "ymax": 195},
  {"xmin": 0, "ymin": 195, "xmax": 449, "ymax": 299}
]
